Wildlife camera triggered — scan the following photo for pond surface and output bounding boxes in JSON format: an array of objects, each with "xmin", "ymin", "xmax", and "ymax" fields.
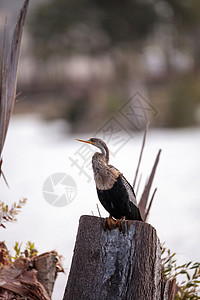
[{"xmin": 1, "ymin": 115, "xmax": 200, "ymax": 299}]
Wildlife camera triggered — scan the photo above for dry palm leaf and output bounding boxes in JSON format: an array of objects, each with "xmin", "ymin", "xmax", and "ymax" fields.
[{"xmin": 0, "ymin": 0, "xmax": 29, "ymax": 181}]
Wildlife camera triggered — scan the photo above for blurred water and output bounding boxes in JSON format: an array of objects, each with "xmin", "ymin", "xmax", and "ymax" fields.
[{"xmin": 0, "ymin": 115, "xmax": 200, "ymax": 299}]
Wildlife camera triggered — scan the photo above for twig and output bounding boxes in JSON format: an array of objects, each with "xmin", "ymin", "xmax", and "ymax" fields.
[
  {"xmin": 0, "ymin": 158, "xmax": 9, "ymax": 187},
  {"xmin": 96, "ymin": 203, "xmax": 101, "ymax": 218},
  {"xmin": 15, "ymin": 91, "xmax": 25, "ymax": 103},
  {"xmin": 133, "ymin": 123, "xmax": 148, "ymax": 189},
  {"xmin": 139, "ymin": 149, "xmax": 161, "ymax": 221},
  {"xmin": 144, "ymin": 188, "xmax": 157, "ymax": 222},
  {"xmin": 1, "ymin": 170, "xmax": 9, "ymax": 188},
  {"xmin": 136, "ymin": 173, "xmax": 142, "ymax": 197}
]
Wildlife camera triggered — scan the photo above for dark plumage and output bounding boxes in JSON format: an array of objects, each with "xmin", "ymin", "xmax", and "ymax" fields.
[
  {"xmin": 97, "ymin": 176, "xmax": 142, "ymax": 220},
  {"xmin": 76, "ymin": 137, "xmax": 143, "ymax": 222}
]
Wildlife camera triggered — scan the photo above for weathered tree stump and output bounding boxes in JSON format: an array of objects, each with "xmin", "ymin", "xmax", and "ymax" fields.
[
  {"xmin": 63, "ymin": 215, "xmax": 171, "ymax": 300},
  {"xmin": 0, "ymin": 244, "xmax": 64, "ymax": 300},
  {"xmin": 34, "ymin": 251, "xmax": 61, "ymax": 297}
]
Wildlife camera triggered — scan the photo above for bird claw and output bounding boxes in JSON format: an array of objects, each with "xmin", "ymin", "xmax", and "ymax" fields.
[
  {"xmin": 104, "ymin": 215, "xmax": 117, "ymax": 230},
  {"xmin": 116, "ymin": 216, "xmax": 126, "ymax": 233},
  {"xmin": 104, "ymin": 216, "xmax": 126, "ymax": 233}
]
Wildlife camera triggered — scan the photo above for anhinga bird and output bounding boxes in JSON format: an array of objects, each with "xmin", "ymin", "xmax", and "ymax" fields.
[{"xmin": 76, "ymin": 138, "xmax": 143, "ymax": 229}]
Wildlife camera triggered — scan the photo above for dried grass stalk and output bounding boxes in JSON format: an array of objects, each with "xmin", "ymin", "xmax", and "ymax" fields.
[
  {"xmin": 144, "ymin": 187, "xmax": 157, "ymax": 222},
  {"xmin": 139, "ymin": 149, "xmax": 161, "ymax": 221},
  {"xmin": 133, "ymin": 123, "xmax": 148, "ymax": 189}
]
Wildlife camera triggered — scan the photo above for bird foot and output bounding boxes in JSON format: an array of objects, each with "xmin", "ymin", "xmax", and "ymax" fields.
[
  {"xmin": 116, "ymin": 216, "xmax": 126, "ymax": 233},
  {"xmin": 104, "ymin": 215, "xmax": 117, "ymax": 230},
  {"xmin": 104, "ymin": 216, "xmax": 126, "ymax": 232}
]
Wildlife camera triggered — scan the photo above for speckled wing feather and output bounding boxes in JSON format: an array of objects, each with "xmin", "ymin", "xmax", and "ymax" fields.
[
  {"xmin": 108, "ymin": 164, "xmax": 138, "ymax": 206},
  {"xmin": 97, "ymin": 174, "xmax": 142, "ymax": 220},
  {"xmin": 119, "ymin": 174, "xmax": 138, "ymax": 207}
]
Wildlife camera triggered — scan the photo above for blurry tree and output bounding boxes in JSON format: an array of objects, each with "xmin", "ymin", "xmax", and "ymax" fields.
[
  {"xmin": 27, "ymin": 0, "xmax": 200, "ymax": 129},
  {"xmin": 29, "ymin": 0, "xmax": 200, "ymax": 60},
  {"xmin": 158, "ymin": 1, "xmax": 200, "ymax": 72},
  {"xmin": 29, "ymin": 0, "xmax": 157, "ymax": 58},
  {"xmin": 167, "ymin": 75, "xmax": 200, "ymax": 127}
]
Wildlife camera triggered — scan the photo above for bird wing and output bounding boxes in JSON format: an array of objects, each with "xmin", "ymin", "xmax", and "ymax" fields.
[
  {"xmin": 119, "ymin": 174, "xmax": 138, "ymax": 207},
  {"xmin": 108, "ymin": 164, "xmax": 138, "ymax": 207}
]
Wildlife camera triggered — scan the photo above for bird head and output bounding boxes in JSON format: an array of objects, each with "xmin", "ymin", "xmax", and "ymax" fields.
[{"xmin": 76, "ymin": 138, "xmax": 109, "ymax": 161}]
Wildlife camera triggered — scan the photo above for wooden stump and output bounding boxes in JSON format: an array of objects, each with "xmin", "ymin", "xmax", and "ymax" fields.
[
  {"xmin": 0, "ymin": 245, "xmax": 63, "ymax": 299},
  {"xmin": 63, "ymin": 215, "xmax": 166, "ymax": 300},
  {"xmin": 34, "ymin": 251, "xmax": 60, "ymax": 297}
]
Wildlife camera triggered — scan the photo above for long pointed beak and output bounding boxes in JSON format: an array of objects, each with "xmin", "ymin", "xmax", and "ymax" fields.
[{"xmin": 75, "ymin": 139, "xmax": 94, "ymax": 145}]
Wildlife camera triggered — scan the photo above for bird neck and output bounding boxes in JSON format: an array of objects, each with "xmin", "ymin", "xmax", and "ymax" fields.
[
  {"xmin": 100, "ymin": 146, "xmax": 109, "ymax": 162},
  {"xmin": 92, "ymin": 152, "xmax": 108, "ymax": 169}
]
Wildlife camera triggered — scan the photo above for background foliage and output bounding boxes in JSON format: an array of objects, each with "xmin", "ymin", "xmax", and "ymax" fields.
[
  {"xmin": 2, "ymin": 0, "xmax": 198, "ymax": 130},
  {"xmin": 162, "ymin": 245, "xmax": 200, "ymax": 299}
]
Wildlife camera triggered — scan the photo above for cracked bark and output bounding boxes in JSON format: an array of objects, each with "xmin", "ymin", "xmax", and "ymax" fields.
[{"xmin": 63, "ymin": 215, "xmax": 172, "ymax": 300}]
